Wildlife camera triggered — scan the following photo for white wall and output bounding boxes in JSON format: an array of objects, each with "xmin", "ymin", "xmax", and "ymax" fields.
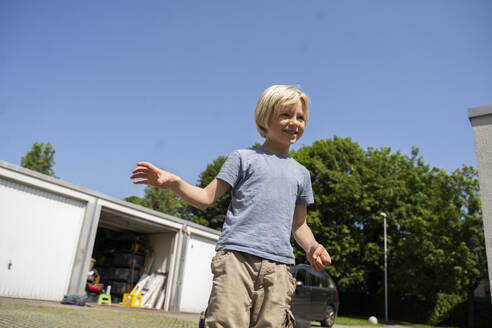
[
  {"xmin": 148, "ymin": 232, "xmax": 174, "ymax": 274},
  {"xmin": 178, "ymin": 233, "xmax": 217, "ymax": 313},
  {"xmin": 0, "ymin": 178, "xmax": 86, "ymax": 301},
  {"xmin": 469, "ymin": 106, "xmax": 492, "ymax": 304}
]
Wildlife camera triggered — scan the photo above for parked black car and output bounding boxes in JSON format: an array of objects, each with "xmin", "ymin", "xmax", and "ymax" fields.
[{"xmin": 291, "ymin": 264, "xmax": 339, "ymax": 328}]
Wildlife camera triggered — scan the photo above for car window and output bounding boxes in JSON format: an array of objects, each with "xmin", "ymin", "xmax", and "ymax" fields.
[
  {"xmin": 310, "ymin": 272, "xmax": 322, "ymax": 288},
  {"xmin": 310, "ymin": 271, "xmax": 334, "ymax": 289},
  {"xmin": 326, "ymin": 275, "xmax": 335, "ymax": 289},
  {"xmin": 295, "ymin": 269, "xmax": 308, "ymax": 285}
]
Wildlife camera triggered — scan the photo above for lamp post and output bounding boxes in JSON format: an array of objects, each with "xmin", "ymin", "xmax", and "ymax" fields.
[{"xmin": 380, "ymin": 212, "xmax": 388, "ymax": 322}]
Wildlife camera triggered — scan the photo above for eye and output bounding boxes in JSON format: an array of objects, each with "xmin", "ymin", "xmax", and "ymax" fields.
[
  {"xmin": 297, "ymin": 116, "xmax": 305, "ymax": 121},
  {"xmin": 280, "ymin": 113, "xmax": 290, "ymax": 118}
]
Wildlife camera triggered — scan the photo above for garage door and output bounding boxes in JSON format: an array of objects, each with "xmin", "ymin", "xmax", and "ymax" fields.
[
  {"xmin": 179, "ymin": 234, "xmax": 217, "ymax": 313},
  {"xmin": 0, "ymin": 178, "xmax": 86, "ymax": 301}
]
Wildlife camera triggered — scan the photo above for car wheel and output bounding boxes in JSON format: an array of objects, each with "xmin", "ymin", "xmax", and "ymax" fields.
[{"xmin": 320, "ymin": 305, "xmax": 336, "ymax": 328}]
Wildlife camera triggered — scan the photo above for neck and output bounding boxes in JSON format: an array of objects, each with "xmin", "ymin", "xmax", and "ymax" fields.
[{"xmin": 262, "ymin": 140, "xmax": 291, "ymax": 156}]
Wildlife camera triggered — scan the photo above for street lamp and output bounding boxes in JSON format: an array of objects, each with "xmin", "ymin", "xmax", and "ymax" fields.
[{"xmin": 380, "ymin": 212, "xmax": 388, "ymax": 322}]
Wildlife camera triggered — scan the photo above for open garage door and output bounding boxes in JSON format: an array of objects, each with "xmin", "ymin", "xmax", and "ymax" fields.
[{"xmin": 88, "ymin": 206, "xmax": 178, "ymax": 309}]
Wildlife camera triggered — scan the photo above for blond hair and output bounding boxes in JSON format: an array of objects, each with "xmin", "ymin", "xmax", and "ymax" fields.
[{"xmin": 254, "ymin": 85, "xmax": 309, "ymax": 138}]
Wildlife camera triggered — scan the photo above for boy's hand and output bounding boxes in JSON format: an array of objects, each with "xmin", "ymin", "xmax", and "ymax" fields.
[
  {"xmin": 130, "ymin": 162, "xmax": 178, "ymax": 189},
  {"xmin": 307, "ymin": 243, "xmax": 331, "ymax": 272}
]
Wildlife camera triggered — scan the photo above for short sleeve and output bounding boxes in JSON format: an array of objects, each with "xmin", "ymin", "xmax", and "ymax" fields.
[
  {"xmin": 296, "ymin": 169, "xmax": 314, "ymax": 205},
  {"xmin": 217, "ymin": 151, "xmax": 242, "ymax": 188}
]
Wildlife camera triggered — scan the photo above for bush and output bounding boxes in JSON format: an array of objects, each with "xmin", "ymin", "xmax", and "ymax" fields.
[
  {"xmin": 339, "ymin": 291, "xmax": 491, "ymax": 327},
  {"xmin": 337, "ymin": 292, "xmax": 382, "ymax": 318},
  {"xmin": 338, "ymin": 292, "xmax": 432, "ymax": 323},
  {"xmin": 428, "ymin": 293, "xmax": 463, "ymax": 325},
  {"xmin": 446, "ymin": 296, "xmax": 492, "ymax": 328},
  {"xmin": 472, "ymin": 297, "xmax": 492, "ymax": 328}
]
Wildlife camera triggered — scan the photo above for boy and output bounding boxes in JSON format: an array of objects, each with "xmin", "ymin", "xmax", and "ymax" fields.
[{"xmin": 130, "ymin": 85, "xmax": 331, "ymax": 327}]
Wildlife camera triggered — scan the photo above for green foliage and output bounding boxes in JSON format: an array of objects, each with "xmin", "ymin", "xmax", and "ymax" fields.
[
  {"xmin": 125, "ymin": 186, "xmax": 186, "ymax": 218},
  {"xmin": 428, "ymin": 293, "xmax": 463, "ymax": 326},
  {"xmin": 293, "ymin": 137, "xmax": 369, "ymax": 290},
  {"xmin": 21, "ymin": 142, "xmax": 56, "ymax": 176},
  {"xmin": 124, "ymin": 195, "xmax": 146, "ymax": 207},
  {"xmin": 290, "ymin": 137, "xmax": 486, "ymax": 307}
]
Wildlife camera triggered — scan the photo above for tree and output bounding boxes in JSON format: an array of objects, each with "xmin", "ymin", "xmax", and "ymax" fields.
[
  {"xmin": 292, "ymin": 138, "xmax": 486, "ymax": 325},
  {"xmin": 125, "ymin": 186, "xmax": 186, "ymax": 218},
  {"xmin": 292, "ymin": 137, "xmax": 369, "ymax": 290},
  {"xmin": 21, "ymin": 142, "xmax": 56, "ymax": 176},
  {"xmin": 446, "ymin": 166, "xmax": 485, "ymax": 328}
]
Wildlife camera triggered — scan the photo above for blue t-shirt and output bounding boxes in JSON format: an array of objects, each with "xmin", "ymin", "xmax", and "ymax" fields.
[{"xmin": 216, "ymin": 148, "xmax": 314, "ymax": 264}]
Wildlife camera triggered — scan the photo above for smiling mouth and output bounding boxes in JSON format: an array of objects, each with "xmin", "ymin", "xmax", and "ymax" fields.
[{"xmin": 284, "ymin": 130, "xmax": 298, "ymax": 137}]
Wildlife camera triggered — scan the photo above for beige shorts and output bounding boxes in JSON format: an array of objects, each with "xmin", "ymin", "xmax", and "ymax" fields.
[{"xmin": 202, "ymin": 250, "xmax": 296, "ymax": 328}]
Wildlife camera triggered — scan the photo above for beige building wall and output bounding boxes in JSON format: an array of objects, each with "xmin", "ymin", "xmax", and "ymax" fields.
[{"xmin": 468, "ymin": 104, "xmax": 492, "ymax": 303}]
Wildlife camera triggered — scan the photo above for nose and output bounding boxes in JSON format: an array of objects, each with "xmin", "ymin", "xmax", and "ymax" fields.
[
  {"xmin": 287, "ymin": 120, "xmax": 296, "ymax": 129},
  {"xmin": 290, "ymin": 117, "xmax": 302, "ymax": 127}
]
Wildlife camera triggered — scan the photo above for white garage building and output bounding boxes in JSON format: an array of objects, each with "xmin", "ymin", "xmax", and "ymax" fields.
[{"xmin": 0, "ymin": 160, "xmax": 220, "ymax": 313}]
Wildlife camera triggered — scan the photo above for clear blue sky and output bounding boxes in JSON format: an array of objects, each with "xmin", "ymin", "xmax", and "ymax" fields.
[{"xmin": 1, "ymin": 0, "xmax": 491, "ymax": 200}]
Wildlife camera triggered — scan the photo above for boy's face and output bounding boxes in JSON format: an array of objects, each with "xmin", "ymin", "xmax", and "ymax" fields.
[{"xmin": 266, "ymin": 100, "xmax": 306, "ymax": 147}]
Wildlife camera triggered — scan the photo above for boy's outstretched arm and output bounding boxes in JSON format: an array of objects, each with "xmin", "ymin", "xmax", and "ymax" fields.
[
  {"xmin": 292, "ymin": 204, "xmax": 331, "ymax": 272},
  {"xmin": 130, "ymin": 161, "xmax": 230, "ymax": 210}
]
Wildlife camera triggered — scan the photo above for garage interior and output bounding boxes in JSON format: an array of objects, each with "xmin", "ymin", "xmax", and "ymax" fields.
[{"xmin": 88, "ymin": 207, "xmax": 177, "ymax": 308}]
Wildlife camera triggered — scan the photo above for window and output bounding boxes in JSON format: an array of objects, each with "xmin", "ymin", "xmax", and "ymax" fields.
[
  {"xmin": 310, "ymin": 273, "xmax": 322, "ymax": 288},
  {"xmin": 310, "ymin": 271, "xmax": 335, "ymax": 289},
  {"xmin": 326, "ymin": 276, "xmax": 335, "ymax": 289}
]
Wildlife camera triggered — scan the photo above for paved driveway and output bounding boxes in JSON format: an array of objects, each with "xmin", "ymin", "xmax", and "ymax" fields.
[
  {"xmin": 0, "ymin": 297, "xmax": 197, "ymax": 328},
  {"xmin": 0, "ymin": 297, "xmax": 408, "ymax": 328}
]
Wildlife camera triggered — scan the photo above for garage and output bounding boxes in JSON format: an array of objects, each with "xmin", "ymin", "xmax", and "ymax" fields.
[
  {"xmin": 0, "ymin": 177, "xmax": 87, "ymax": 301},
  {"xmin": 87, "ymin": 206, "xmax": 179, "ymax": 310},
  {"xmin": 0, "ymin": 160, "xmax": 219, "ymax": 313}
]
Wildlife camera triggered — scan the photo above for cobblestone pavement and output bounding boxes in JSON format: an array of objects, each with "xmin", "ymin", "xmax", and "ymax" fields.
[
  {"xmin": 0, "ymin": 297, "xmax": 409, "ymax": 328},
  {"xmin": 0, "ymin": 297, "xmax": 198, "ymax": 328}
]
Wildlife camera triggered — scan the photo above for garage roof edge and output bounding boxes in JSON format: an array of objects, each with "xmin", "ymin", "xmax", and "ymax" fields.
[{"xmin": 0, "ymin": 160, "xmax": 220, "ymax": 237}]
